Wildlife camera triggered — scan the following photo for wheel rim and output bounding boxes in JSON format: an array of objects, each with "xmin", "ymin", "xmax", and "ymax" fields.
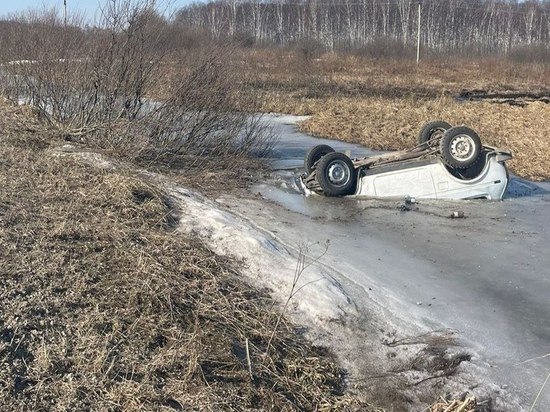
[
  {"xmin": 327, "ymin": 160, "xmax": 351, "ymax": 187},
  {"xmin": 450, "ymin": 134, "xmax": 476, "ymax": 162}
]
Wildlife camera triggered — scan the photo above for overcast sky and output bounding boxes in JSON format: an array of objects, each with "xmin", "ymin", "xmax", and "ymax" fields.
[{"xmin": 0, "ymin": 0, "xmax": 195, "ymax": 20}]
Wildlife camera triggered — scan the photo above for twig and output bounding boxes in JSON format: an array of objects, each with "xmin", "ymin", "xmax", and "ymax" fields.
[
  {"xmin": 515, "ymin": 352, "xmax": 550, "ymax": 366},
  {"xmin": 456, "ymin": 396, "xmax": 475, "ymax": 412},
  {"xmin": 530, "ymin": 370, "xmax": 550, "ymax": 412},
  {"xmin": 413, "ymin": 372, "xmax": 445, "ymax": 386},
  {"xmin": 245, "ymin": 338, "xmax": 253, "ymax": 381},
  {"xmin": 385, "ymin": 329, "xmax": 457, "ymax": 347},
  {"xmin": 265, "ymin": 241, "xmax": 329, "ymax": 354}
]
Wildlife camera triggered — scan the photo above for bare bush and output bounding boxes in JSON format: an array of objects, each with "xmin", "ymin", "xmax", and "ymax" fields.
[
  {"xmin": 292, "ymin": 38, "xmax": 325, "ymax": 62},
  {"xmin": 0, "ymin": 0, "xmax": 275, "ymax": 171},
  {"xmin": 353, "ymin": 38, "xmax": 415, "ymax": 60},
  {"xmin": 142, "ymin": 47, "xmax": 274, "ymax": 168}
]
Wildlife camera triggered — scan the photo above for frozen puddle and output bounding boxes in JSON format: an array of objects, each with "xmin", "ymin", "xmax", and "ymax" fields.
[
  {"xmin": 259, "ymin": 114, "xmax": 549, "ymax": 219},
  {"xmin": 244, "ymin": 114, "xmax": 550, "ymax": 410},
  {"xmin": 264, "ymin": 114, "xmax": 378, "ymax": 170}
]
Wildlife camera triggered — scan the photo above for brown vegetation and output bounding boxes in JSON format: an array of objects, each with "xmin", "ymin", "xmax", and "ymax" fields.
[
  {"xmin": 0, "ymin": 2, "xmax": 273, "ymax": 173},
  {"xmin": 0, "ymin": 98, "xmax": 377, "ymax": 410},
  {"xmin": 429, "ymin": 397, "xmax": 481, "ymax": 412}
]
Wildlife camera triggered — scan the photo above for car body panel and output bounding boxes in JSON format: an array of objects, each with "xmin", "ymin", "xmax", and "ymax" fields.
[{"xmin": 367, "ymin": 167, "xmax": 437, "ymax": 198}]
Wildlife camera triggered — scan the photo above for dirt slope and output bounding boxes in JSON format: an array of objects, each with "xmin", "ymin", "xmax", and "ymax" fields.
[{"xmin": 0, "ymin": 99, "xmax": 372, "ymax": 411}]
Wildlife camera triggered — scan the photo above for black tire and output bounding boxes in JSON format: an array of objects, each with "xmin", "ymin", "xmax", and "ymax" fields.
[
  {"xmin": 418, "ymin": 120, "xmax": 452, "ymax": 144},
  {"xmin": 315, "ymin": 152, "xmax": 357, "ymax": 196},
  {"xmin": 439, "ymin": 126, "xmax": 482, "ymax": 169},
  {"xmin": 304, "ymin": 144, "xmax": 335, "ymax": 174}
]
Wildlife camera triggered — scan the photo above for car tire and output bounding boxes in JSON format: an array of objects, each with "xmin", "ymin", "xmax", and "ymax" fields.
[
  {"xmin": 315, "ymin": 152, "xmax": 357, "ymax": 196},
  {"xmin": 439, "ymin": 126, "xmax": 482, "ymax": 169},
  {"xmin": 418, "ymin": 120, "xmax": 452, "ymax": 144},
  {"xmin": 304, "ymin": 144, "xmax": 335, "ymax": 174}
]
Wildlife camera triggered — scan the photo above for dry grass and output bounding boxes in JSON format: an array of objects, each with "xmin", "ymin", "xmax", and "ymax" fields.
[
  {"xmin": 0, "ymin": 98, "xmax": 374, "ymax": 411},
  {"xmin": 429, "ymin": 397, "xmax": 480, "ymax": 412},
  {"xmin": 236, "ymin": 49, "xmax": 550, "ymax": 180},
  {"xmin": 239, "ymin": 50, "xmax": 548, "ymax": 113}
]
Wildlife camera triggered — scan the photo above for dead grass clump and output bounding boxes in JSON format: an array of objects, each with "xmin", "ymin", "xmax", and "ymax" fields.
[
  {"xmin": 429, "ymin": 396, "xmax": 481, "ymax": 412},
  {"xmin": 0, "ymin": 100, "xmax": 372, "ymax": 410},
  {"xmin": 239, "ymin": 50, "xmax": 549, "ymax": 114}
]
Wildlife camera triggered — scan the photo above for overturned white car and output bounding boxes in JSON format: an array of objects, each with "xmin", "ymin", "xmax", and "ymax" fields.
[{"xmin": 300, "ymin": 121, "xmax": 512, "ymax": 200}]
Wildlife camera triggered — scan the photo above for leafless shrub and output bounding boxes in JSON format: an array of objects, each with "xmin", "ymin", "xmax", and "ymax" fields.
[
  {"xmin": 0, "ymin": 0, "xmax": 275, "ymax": 171},
  {"xmin": 141, "ymin": 47, "xmax": 275, "ymax": 168},
  {"xmin": 352, "ymin": 38, "xmax": 415, "ymax": 60},
  {"xmin": 508, "ymin": 44, "xmax": 550, "ymax": 64}
]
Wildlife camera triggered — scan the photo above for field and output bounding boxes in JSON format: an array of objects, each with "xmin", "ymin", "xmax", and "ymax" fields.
[
  {"xmin": 0, "ymin": 93, "xmax": 487, "ymax": 412},
  {"xmin": 238, "ymin": 49, "xmax": 550, "ymax": 180},
  {"xmin": 1, "ymin": 3, "xmax": 549, "ymax": 410}
]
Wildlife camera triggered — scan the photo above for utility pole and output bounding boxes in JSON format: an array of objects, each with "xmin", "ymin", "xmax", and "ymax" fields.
[
  {"xmin": 64, "ymin": 0, "xmax": 67, "ymax": 26},
  {"xmin": 416, "ymin": 0, "xmax": 422, "ymax": 65}
]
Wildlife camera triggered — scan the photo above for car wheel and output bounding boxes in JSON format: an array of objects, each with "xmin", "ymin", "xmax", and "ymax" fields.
[
  {"xmin": 304, "ymin": 144, "xmax": 335, "ymax": 174},
  {"xmin": 418, "ymin": 120, "xmax": 452, "ymax": 144},
  {"xmin": 315, "ymin": 152, "xmax": 357, "ymax": 196},
  {"xmin": 439, "ymin": 126, "xmax": 482, "ymax": 169}
]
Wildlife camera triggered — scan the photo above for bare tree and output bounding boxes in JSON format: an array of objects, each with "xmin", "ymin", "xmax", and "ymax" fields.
[{"xmin": 171, "ymin": 0, "xmax": 550, "ymax": 59}]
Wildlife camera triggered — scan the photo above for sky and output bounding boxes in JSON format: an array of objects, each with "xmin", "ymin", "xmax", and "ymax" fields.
[{"xmin": 0, "ymin": 0, "xmax": 196, "ymax": 20}]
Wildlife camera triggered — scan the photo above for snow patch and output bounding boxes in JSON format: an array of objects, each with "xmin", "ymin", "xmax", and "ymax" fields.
[
  {"xmin": 49, "ymin": 145, "xmax": 116, "ymax": 170},
  {"xmin": 169, "ymin": 186, "xmax": 355, "ymax": 325}
]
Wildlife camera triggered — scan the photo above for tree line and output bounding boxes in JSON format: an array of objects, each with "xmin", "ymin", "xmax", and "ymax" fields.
[{"xmin": 173, "ymin": 0, "xmax": 550, "ymax": 55}]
